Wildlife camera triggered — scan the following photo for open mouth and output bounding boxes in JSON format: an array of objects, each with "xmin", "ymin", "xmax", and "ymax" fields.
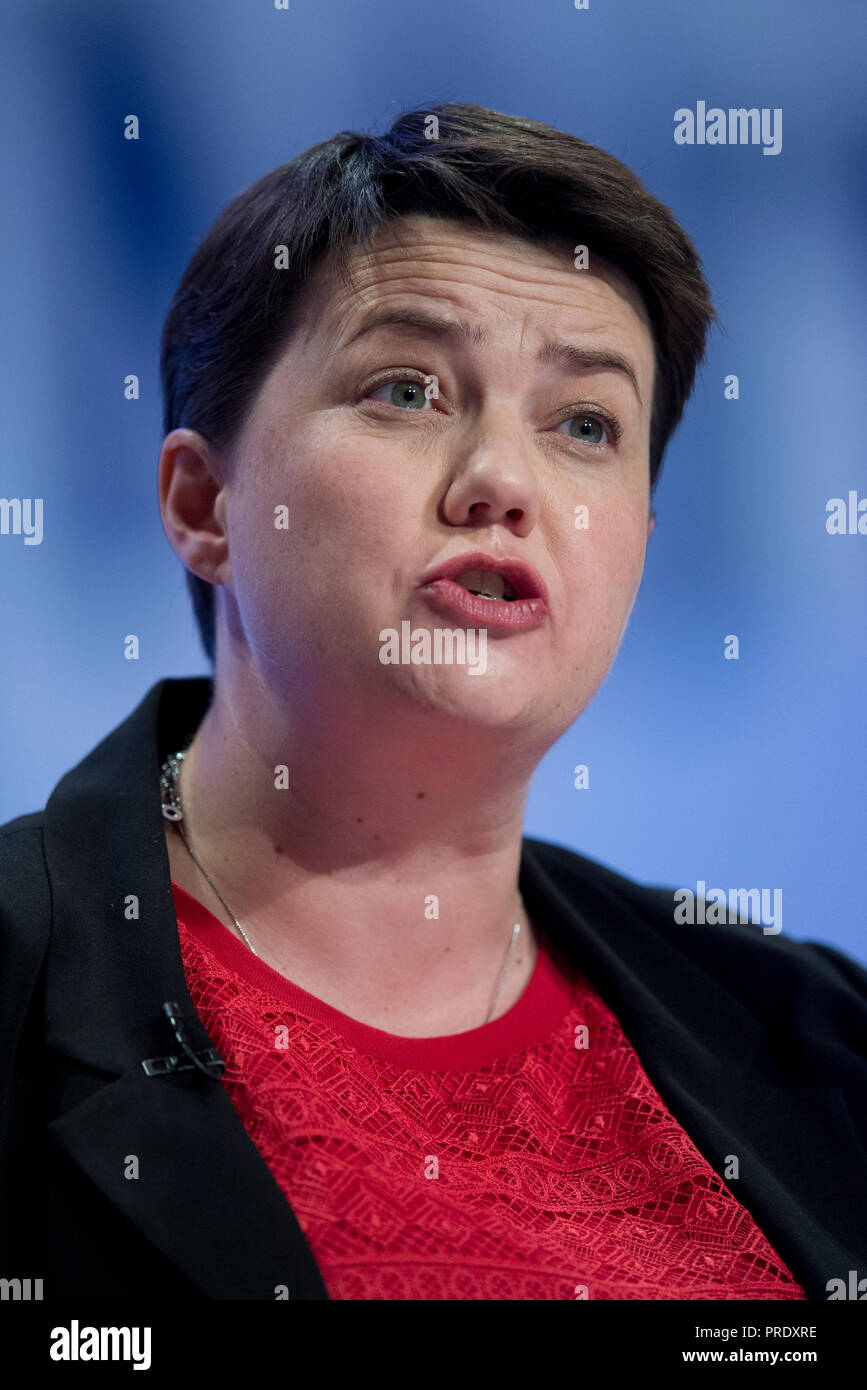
[
  {"xmin": 451, "ymin": 569, "xmax": 519, "ymax": 602},
  {"xmin": 418, "ymin": 552, "xmax": 548, "ymax": 631},
  {"xmin": 419, "ymin": 552, "xmax": 548, "ymax": 618}
]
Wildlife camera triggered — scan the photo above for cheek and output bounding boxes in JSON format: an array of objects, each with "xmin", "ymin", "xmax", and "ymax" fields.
[
  {"xmin": 567, "ymin": 507, "xmax": 648, "ymax": 653},
  {"xmin": 294, "ymin": 424, "xmax": 438, "ymax": 576},
  {"xmin": 232, "ymin": 432, "xmax": 416, "ymax": 611}
]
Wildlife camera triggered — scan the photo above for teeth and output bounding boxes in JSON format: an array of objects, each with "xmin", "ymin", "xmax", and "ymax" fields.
[{"xmin": 454, "ymin": 569, "xmax": 517, "ymax": 601}]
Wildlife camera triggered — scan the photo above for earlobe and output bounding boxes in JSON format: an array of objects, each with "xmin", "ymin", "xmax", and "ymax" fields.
[{"xmin": 647, "ymin": 509, "xmax": 656, "ymax": 538}]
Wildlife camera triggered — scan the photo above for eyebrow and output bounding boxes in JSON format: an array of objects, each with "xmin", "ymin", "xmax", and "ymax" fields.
[{"xmin": 341, "ymin": 306, "xmax": 644, "ymax": 409}]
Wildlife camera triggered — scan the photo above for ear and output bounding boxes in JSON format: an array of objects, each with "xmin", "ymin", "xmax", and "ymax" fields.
[
  {"xmin": 158, "ymin": 429, "xmax": 232, "ymax": 588},
  {"xmin": 647, "ymin": 507, "xmax": 656, "ymax": 539}
]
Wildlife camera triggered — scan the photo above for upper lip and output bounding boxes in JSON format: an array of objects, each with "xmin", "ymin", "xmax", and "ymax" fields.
[{"xmin": 418, "ymin": 551, "xmax": 549, "ymax": 604}]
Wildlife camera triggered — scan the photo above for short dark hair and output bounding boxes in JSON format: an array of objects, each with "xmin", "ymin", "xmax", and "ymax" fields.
[{"xmin": 160, "ymin": 102, "xmax": 718, "ymax": 666}]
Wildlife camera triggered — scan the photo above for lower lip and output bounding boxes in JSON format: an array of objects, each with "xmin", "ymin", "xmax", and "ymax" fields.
[{"xmin": 418, "ymin": 579, "xmax": 548, "ymax": 631}]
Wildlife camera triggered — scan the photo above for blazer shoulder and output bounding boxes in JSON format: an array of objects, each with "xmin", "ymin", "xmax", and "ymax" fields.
[{"xmin": 522, "ymin": 834, "xmax": 867, "ymax": 1012}]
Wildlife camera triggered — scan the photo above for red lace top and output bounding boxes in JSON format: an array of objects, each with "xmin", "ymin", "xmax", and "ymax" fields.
[{"xmin": 172, "ymin": 882, "xmax": 807, "ymax": 1301}]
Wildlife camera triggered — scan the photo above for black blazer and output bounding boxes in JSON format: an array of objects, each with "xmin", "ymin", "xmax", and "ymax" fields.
[{"xmin": 1, "ymin": 676, "xmax": 865, "ymax": 1300}]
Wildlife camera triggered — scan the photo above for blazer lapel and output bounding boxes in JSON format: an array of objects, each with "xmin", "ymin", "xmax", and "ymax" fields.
[
  {"xmin": 41, "ymin": 677, "xmax": 329, "ymax": 1299},
  {"xmin": 45, "ymin": 1061, "xmax": 329, "ymax": 1299}
]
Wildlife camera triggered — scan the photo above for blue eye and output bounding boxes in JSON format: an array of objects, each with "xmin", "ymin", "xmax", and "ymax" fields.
[
  {"xmin": 556, "ymin": 413, "xmax": 616, "ymax": 446},
  {"xmin": 369, "ymin": 378, "xmax": 432, "ymax": 410},
  {"xmin": 365, "ymin": 376, "xmax": 621, "ymax": 446}
]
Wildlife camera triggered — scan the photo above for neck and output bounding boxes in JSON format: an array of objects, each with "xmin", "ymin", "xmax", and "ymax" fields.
[{"xmin": 169, "ymin": 663, "xmax": 547, "ymax": 1026}]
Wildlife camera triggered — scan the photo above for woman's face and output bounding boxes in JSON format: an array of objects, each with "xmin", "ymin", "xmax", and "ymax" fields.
[{"xmin": 209, "ymin": 214, "xmax": 657, "ymax": 751}]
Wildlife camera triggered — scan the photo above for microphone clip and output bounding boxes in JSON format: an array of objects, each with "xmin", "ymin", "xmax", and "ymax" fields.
[
  {"xmin": 141, "ymin": 1048, "xmax": 225, "ymax": 1078},
  {"xmin": 141, "ymin": 1001, "xmax": 226, "ymax": 1081}
]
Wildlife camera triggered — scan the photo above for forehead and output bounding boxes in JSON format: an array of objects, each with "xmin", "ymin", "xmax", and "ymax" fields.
[{"xmin": 295, "ymin": 214, "xmax": 655, "ymax": 393}]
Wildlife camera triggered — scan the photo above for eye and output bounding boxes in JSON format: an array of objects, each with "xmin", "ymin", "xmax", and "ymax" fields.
[
  {"xmin": 555, "ymin": 410, "xmax": 621, "ymax": 447},
  {"xmin": 367, "ymin": 374, "xmax": 433, "ymax": 410}
]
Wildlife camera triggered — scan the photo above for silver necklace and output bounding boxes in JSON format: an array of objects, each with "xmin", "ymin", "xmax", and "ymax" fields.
[{"xmin": 160, "ymin": 748, "xmax": 522, "ymax": 1025}]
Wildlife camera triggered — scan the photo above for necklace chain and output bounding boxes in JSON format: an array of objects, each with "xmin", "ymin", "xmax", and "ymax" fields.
[{"xmin": 160, "ymin": 748, "xmax": 522, "ymax": 1025}]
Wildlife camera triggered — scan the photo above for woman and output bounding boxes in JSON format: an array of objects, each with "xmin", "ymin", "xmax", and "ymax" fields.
[{"xmin": 2, "ymin": 103, "xmax": 865, "ymax": 1302}]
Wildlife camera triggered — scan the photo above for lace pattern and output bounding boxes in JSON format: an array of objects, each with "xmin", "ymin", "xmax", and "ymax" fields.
[{"xmin": 177, "ymin": 904, "xmax": 807, "ymax": 1301}]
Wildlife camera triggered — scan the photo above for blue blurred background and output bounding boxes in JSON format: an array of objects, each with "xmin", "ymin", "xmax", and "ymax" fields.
[{"xmin": 1, "ymin": 1, "xmax": 864, "ymax": 960}]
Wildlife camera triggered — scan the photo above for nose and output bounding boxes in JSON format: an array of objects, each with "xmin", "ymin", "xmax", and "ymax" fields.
[{"xmin": 439, "ymin": 406, "xmax": 540, "ymax": 538}]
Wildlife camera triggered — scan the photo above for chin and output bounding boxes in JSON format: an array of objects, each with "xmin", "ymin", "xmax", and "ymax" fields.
[{"xmin": 396, "ymin": 669, "xmax": 553, "ymax": 731}]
